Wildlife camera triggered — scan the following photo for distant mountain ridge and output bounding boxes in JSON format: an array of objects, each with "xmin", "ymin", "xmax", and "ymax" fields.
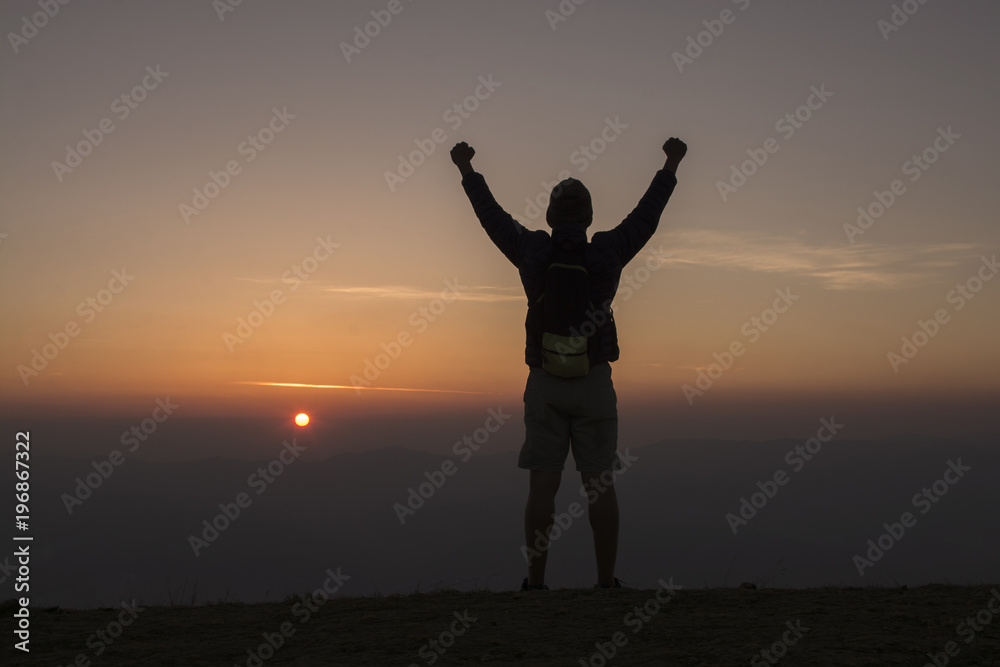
[{"xmin": 8, "ymin": 434, "xmax": 998, "ymax": 609}]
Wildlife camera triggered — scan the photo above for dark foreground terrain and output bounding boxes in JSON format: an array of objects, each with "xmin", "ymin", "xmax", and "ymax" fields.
[{"xmin": 5, "ymin": 585, "xmax": 1000, "ymax": 666}]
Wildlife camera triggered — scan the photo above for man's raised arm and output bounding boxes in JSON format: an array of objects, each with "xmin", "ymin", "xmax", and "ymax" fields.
[
  {"xmin": 452, "ymin": 142, "xmax": 535, "ymax": 267},
  {"xmin": 601, "ymin": 137, "xmax": 687, "ymax": 265}
]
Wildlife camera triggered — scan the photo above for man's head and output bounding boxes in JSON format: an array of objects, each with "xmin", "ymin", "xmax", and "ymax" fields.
[{"xmin": 546, "ymin": 178, "xmax": 592, "ymax": 230}]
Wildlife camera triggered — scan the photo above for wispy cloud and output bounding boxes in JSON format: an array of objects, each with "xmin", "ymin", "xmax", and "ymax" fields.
[
  {"xmin": 659, "ymin": 230, "xmax": 983, "ymax": 290},
  {"xmin": 230, "ymin": 279, "xmax": 524, "ymax": 302},
  {"xmin": 319, "ymin": 285, "xmax": 523, "ymax": 302},
  {"xmin": 236, "ymin": 381, "xmax": 488, "ymax": 395},
  {"xmin": 235, "ymin": 233, "xmax": 983, "ymax": 294}
]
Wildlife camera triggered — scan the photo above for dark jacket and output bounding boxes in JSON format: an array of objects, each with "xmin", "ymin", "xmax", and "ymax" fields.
[{"xmin": 461, "ymin": 169, "xmax": 678, "ymax": 368}]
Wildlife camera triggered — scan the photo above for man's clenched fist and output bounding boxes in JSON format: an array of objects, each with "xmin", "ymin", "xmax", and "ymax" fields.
[
  {"xmin": 451, "ymin": 142, "xmax": 476, "ymax": 167},
  {"xmin": 663, "ymin": 137, "xmax": 688, "ymax": 161}
]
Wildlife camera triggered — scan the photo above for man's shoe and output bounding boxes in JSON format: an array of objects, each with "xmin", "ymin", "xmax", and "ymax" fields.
[
  {"xmin": 594, "ymin": 577, "xmax": 624, "ymax": 589},
  {"xmin": 521, "ymin": 577, "xmax": 549, "ymax": 591}
]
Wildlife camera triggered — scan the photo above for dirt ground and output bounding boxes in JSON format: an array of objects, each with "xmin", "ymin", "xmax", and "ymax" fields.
[{"xmin": 4, "ymin": 584, "xmax": 1000, "ymax": 666}]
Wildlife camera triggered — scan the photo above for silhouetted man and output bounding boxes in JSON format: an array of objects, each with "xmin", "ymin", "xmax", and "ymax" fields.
[{"xmin": 452, "ymin": 137, "xmax": 686, "ymax": 590}]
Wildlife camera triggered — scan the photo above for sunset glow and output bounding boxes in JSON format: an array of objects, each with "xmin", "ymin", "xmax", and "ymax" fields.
[{"xmin": 1, "ymin": 1, "xmax": 996, "ymax": 440}]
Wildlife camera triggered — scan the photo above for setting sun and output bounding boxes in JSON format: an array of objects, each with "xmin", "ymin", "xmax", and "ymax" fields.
[{"xmin": 294, "ymin": 413, "xmax": 310, "ymax": 427}]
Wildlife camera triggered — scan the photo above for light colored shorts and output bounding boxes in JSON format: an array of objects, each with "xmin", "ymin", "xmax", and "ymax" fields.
[{"xmin": 518, "ymin": 361, "xmax": 618, "ymax": 472}]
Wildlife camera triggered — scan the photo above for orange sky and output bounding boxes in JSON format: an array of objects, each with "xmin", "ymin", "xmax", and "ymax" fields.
[{"xmin": 2, "ymin": 1, "xmax": 998, "ymax": 438}]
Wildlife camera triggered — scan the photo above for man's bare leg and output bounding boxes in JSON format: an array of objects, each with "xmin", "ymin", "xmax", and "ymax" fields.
[
  {"xmin": 524, "ymin": 470, "xmax": 562, "ymax": 587},
  {"xmin": 582, "ymin": 470, "xmax": 619, "ymax": 587}
]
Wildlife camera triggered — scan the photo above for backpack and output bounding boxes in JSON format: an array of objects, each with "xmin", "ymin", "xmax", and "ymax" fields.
[{"xmin": 536, "ymin": 236, "xmax": 597, "ymax": 378}]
